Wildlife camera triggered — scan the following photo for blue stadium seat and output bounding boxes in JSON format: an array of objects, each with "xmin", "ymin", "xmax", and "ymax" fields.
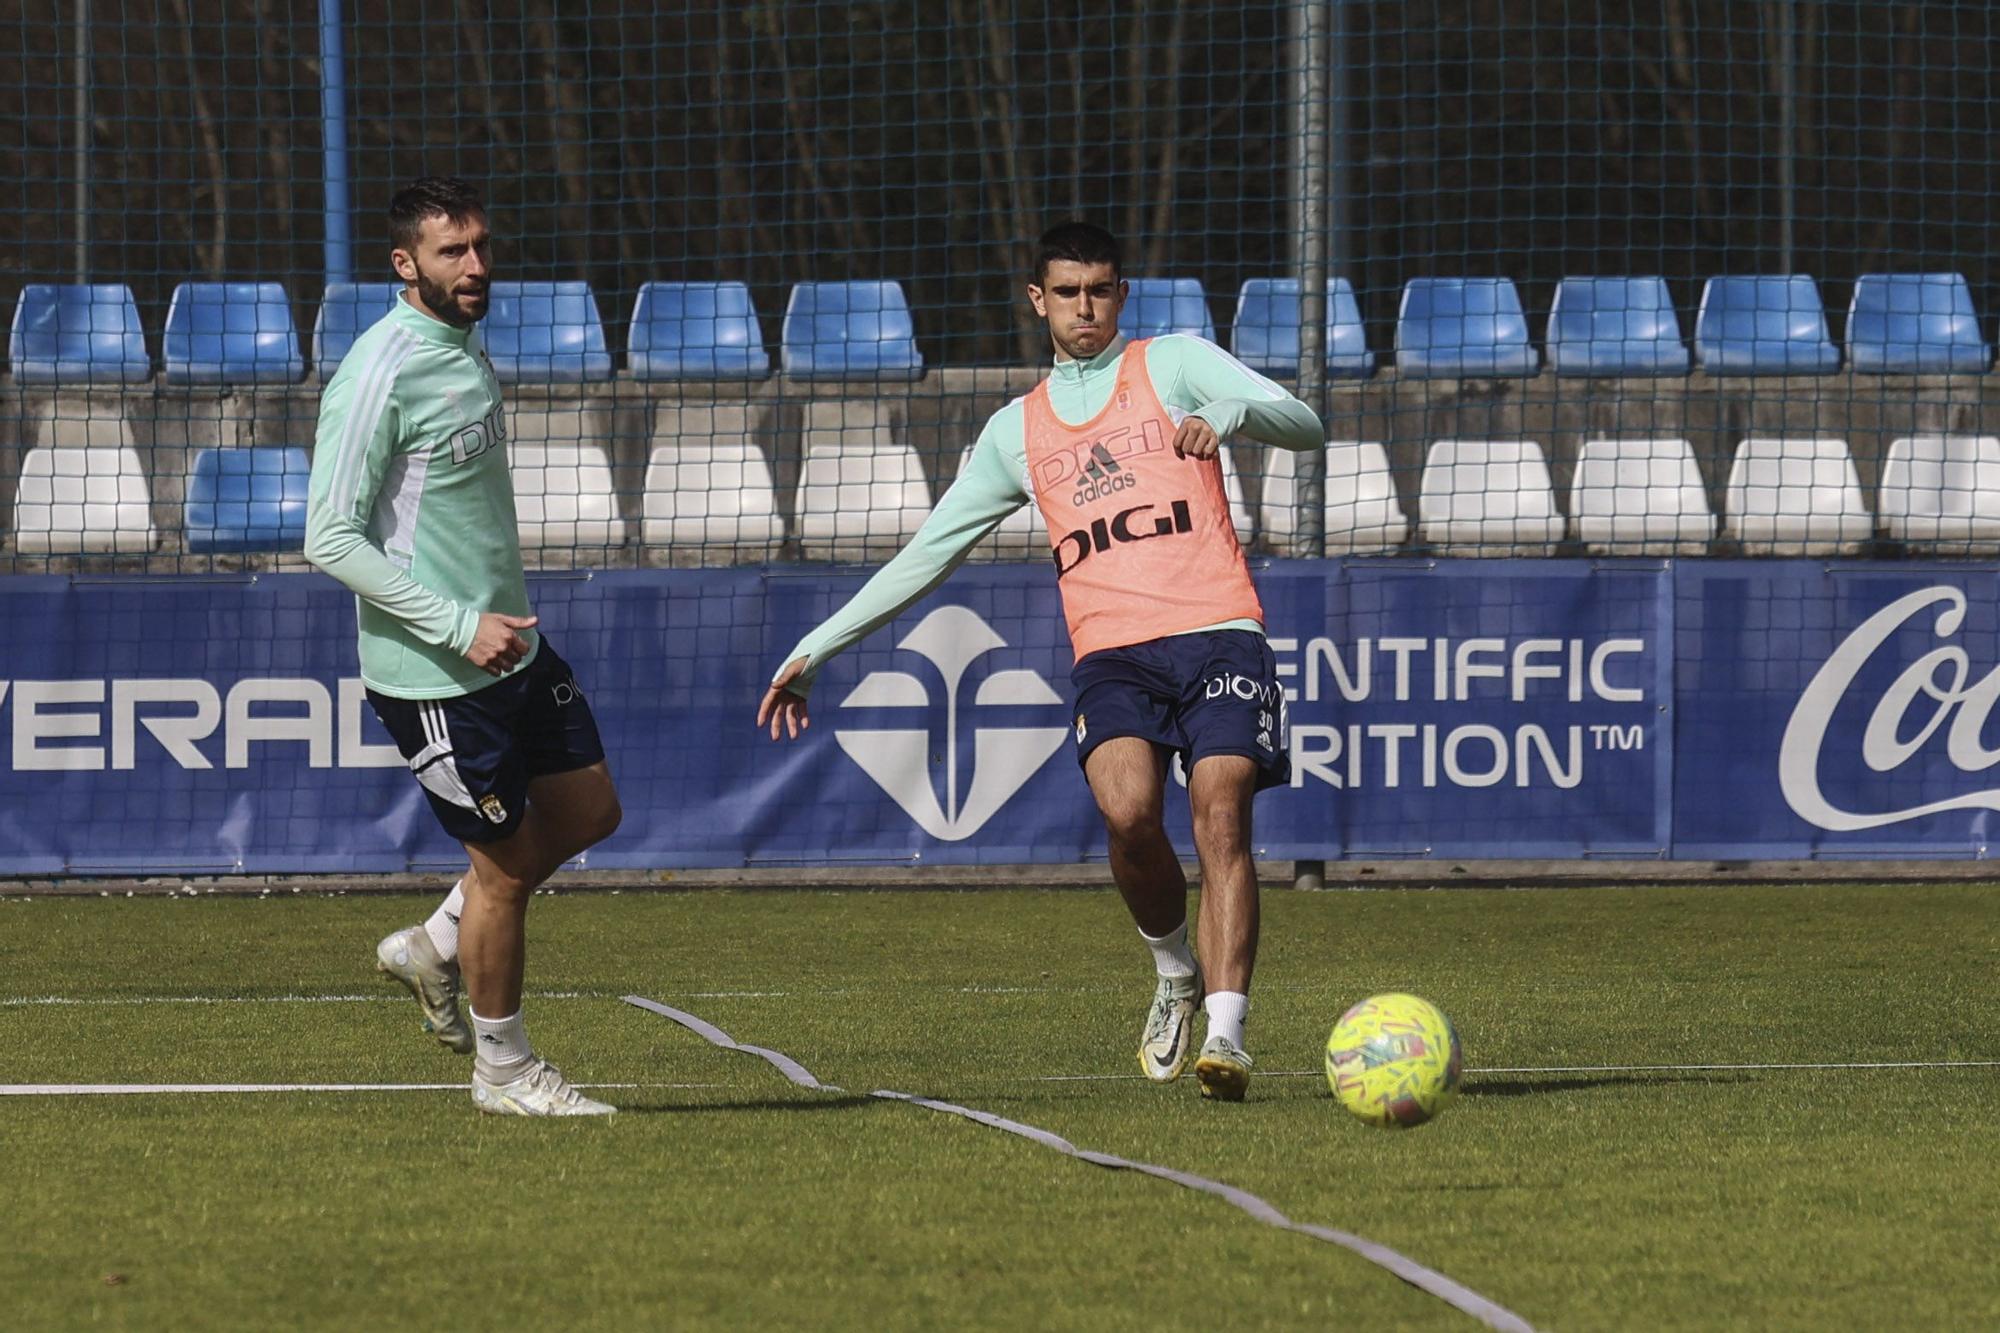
[
  {"xmin": 183, "ymin": 447, "xmax": 310, "ymax": 553},
  {"xmin": 481, "ymin": 281, "xmax": 613, "ymax": 382},
  {"xmin": 1394, "ymin": 278, "xmax": 1539, "ymax": 378},
  {"xmin": 163, "ymin": 282, "xmax": 304, "ymax": 385},
  {"xmin": 1230, "ymin": 278, "xmax": 1374, "ymax": 379},
  {"xmin": 629, "ymin": 281, "xmax": 771, "ymax": 380},
  {"xmin": 9, "ymin": 284, "xmax": 151, "ymax": 384},
  {"xmin": 781, "ymin": 281, "xmax": 925, "ymax": 380},
  {"xmin": 1122, "ymin": 278, "xmax": 1216, "ymax": 342},
  {"xmin": 1546, "ymin": 277, "xmax": 1690, "ymax": 377},
  {"xmin": 1846, "ymin": 273, "xmax": 1992, "ymax": 375},
  {"xmin": 1693, "ymin": 275, "xmax": 1840, "ymax": 376},
  {"xmin": 312, "ymin": 282, "xmax": 402, "ymax": 379}
]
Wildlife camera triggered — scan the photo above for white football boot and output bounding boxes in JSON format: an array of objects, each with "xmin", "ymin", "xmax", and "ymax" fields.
[
  {"xmin": 1138, "ymin": 968, "xmax": 1204, "ymax": 1082},
  {"xmin": 374, "ymin": 926, "xmax": 474, "ymax": 1055},
  {"xmin": 471, "ymin": 1058, "xmax": 617, "ymax": 1117},
  {"xmin": 1193, "ymin": 1032, "xmax": 1254, "ymax": 1102}
]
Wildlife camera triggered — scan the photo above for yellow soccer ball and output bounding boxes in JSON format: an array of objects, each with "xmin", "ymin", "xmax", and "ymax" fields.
[{"xmin": 1324, "ymin": 993, "xmax": 1463, "ymax": 1128}]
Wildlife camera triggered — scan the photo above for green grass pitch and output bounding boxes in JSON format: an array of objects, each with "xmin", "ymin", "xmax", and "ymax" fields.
[{"xmin": 3, "ymin": 882, "xmax": 1996, "ymax": 1330}]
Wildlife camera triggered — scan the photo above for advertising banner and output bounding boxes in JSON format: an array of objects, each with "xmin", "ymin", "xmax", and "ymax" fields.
[
  {"xmin": 1672, "ymin": 564, "xmax": 2000, "ymax": 859},
  {"xmin": 0, "ymin": 561, "xmax": 1989, "ymax": 873}
]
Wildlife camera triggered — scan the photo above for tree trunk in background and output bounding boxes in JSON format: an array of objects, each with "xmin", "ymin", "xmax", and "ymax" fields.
[
  {"xmin": 526, "ymin": 0, "xmax": 595, "ymax": 281},
  {"xmin": 169, "ymin": 0, "xmax": 228, "ymax": 279},
  {"xmin": 252, "ymin": 0, "xmax": 296, "ymax": 284}
]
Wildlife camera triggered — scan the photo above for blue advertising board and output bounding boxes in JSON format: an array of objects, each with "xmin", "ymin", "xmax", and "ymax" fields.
[
  {"xmin": 0, "ymin": 560, "xmax": 1993, "ymax": 873},
  {"xmin": 1672, "ymin": 564, "xmax": 2000, "ymax": 859}
]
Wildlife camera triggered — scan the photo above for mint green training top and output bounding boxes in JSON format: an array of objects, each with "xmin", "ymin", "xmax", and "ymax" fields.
[
  {"xmin": 305, "ymin": 293, "xmax": 536, "ymax": 701},
  {"xmin": 779, "ymin": 334, "xmax": 1324, "ymax": 695}
]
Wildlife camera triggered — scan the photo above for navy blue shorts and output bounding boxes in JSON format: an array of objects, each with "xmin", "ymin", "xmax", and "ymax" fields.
[
  {"xmin": 367, "ymin": 638, "xmax": 606, "ymax": 845},
  {"xmin": 1070, "ymin": 629, "xmax": 1290, "ymax": 791}
]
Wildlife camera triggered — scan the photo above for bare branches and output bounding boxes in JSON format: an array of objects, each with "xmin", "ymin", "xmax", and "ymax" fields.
[
  {"xmin": 168, "ymin": 0, "xmax": 227, "ymax": 278},
  {"xmin": 1143, "ymin": 0, "xmax": 1191, "ymax": 275},
  {"xmin": 526, "ymin": 0, "xmax": 594, "ymax": 278}
]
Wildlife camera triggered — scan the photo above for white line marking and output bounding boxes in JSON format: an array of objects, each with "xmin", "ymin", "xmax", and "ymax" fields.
[
  {"xmin": 1023, "ymin": 1059, "xmax": 2000, "ymax": 1083},
  {"xmin": 0, "ymin": 1081, "xmax": 721, "ymax": 1097},
  {"xmin": 1472, "ymin": 1060, "xmax": 2000, "ymax": 1074},
  {"xmin": 624, "ymin": 995, "xmax": 1536, "ymax": 1333},
  {"xmin": 0, "ymin": 990, "xmax": 597, "ymax": 1008}
]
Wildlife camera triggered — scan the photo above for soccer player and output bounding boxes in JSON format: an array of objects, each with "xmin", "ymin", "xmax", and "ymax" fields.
[
  {"xmin": 757, "ymin": 222, "xmax": 1323, "ymax": 1100},
  {"xmin": 306, "ymin": 177, "xmax": 623, "ymax": 1116}
]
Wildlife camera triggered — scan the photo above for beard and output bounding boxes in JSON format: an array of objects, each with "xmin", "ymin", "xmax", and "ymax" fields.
[{"xmin": 415, "ymin": 268, "xmax": 488, "ymax": 327}]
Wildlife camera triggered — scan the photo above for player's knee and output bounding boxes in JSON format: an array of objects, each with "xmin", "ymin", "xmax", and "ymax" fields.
[
  {"xmin": 473, "ymin": 865, "xmax": 534, "ymax": 905},
  {"xmin": 1190, "ymin": 801, "xmax": 1250, "ymax": 858},
  {"xmin": 1099, "ymin": 798, "xmax": 1165, "ymax": 849},
  {"xmin": 587, "ymin": 792, "xmax": 623, "ymax": 847}
]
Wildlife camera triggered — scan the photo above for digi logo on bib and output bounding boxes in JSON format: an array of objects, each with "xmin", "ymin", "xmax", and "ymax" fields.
[{"xmin": 833, "ymin": 606, "xmax": 1069, "ymax": 841}]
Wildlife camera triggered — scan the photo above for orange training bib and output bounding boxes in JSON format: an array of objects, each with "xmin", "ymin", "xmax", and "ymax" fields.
[{"xmin": 1023, "ymin": 339, "xmax": 1263, "ymax": 660}]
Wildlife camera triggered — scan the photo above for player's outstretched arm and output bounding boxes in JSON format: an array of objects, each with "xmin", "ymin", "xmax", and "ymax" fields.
[
  {"xmin": 753, "ymin": 417, "xmax": 1031, "ymax": 731},
  {"xmin": 757, "ymin": 657, "xmax": 811, "ymax": 740}
]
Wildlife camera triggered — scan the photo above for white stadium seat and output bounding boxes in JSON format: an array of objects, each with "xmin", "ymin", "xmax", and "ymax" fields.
[
  {"xmin": 1260, "ymin": 441, "xmax": 1408, "ymax": 555},
  {"xmin": 1877, "ymin": 434, "xmax": 2000, "ymax": 554},
  {"xmin": 1723, "ymin": 437, "xmax": 1871, "ymax": 556},
  {"xmin": 795, "ymin": 401, "xmax": 930, "ymax": 561},
  {"xmin": 511, "ymin": 442, "xmax": 625, "ymax": 549},
  {"xmin": 643, "ymin": 405, "xmax": 784, "ymax": 554},
  {"xmin": 508, "ymin": 406, "xmax": 625, "ymax": 548},
  {"xmin": 15, "ymin": 411, "xmax": 155, "ymax": 553},
  {"xmin": 1572, "ymin": 438, "xmax": 1715, "ymax": 555},
  {"xmin": 1418, "ymin": 439, "xmax": 1565, "ymax": 555}
]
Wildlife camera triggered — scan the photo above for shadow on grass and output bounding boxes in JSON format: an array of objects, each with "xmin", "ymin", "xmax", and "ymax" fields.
[
  {"xmin": 1462, "ymin": 1072, "xmax": 1750, "ymax": 1098},
  {"xmin": 613, "ymin": 1094, "xmax": 879, "ymax": 1115}
]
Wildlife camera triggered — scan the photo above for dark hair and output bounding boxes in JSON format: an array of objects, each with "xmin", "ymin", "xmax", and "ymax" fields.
[
  {"xmin": 1035, "ymin": 221, "xmax": 1121, "ymax": 284},
  {"xmin": 388, "ymin": 177, "xmax": 485, "ymax": 251}
]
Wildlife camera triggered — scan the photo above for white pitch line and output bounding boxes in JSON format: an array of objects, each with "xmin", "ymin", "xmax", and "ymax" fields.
[
  {"xmin": 1472, "ymin": 1060, "xmax": 2000, "ymax": 1074},
  {"xmin": 0, "ymin": 1081, "xmax": 722, "ymax": 1097},
  {"xmin": 1024, "ymin": 1060, "xmax": 2000, "ymax": 1083},
  {"xmin": 0, "ymin": 990, "xmax": 597, "ymax": 1009}
]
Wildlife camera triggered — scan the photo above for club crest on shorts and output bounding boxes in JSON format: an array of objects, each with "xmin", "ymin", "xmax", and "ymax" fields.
[
  {"xmin": 1075, "ymin": 713, "xmax": 1088, "ymax": 744},
  {"xmin": 478, "ymin": 793, "xmax": 508, "ymax": 825}
]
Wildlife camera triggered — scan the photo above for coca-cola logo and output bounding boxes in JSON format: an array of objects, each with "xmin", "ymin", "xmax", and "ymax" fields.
[{"xmin": 1780, "ymin": 586, "xmax": 2000, "ymax": 829}]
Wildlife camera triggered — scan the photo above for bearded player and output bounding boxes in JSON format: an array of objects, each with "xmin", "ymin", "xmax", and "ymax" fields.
[
  {"xmin": 757, "ymin": 222, "xmax": 1323, "ymax": 1100},
  {"xmin": 307, "ymin": 177, "xmax": 622, "ymax": 1116}
]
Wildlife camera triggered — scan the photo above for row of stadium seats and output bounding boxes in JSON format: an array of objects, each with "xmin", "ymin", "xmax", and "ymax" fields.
[
  {"xmin": 7, "ymin": 281, "xmax": 909, "ymax": 386},
  {"xmin": 9, "ymin": 272, "xmax": 1995, "ymax": 386},
  {"xmin": 14, "ymin": 427, "xmax": 2000, "ymax": 559}
]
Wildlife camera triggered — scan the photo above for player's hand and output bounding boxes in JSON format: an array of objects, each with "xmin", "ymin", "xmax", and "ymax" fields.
[
  {"xmin": 757, "ymin": 657, "xmax": 812, "ymax": 740},
  {"xmin": 1173, "ymin": 415, "xmax": 1221, "ymax": 460},
  {"xmin": 465, "ymin": 612, "xmax": 538, "ymax": 676}
]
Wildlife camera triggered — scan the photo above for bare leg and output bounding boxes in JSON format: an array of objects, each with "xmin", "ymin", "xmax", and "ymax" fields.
[
  {"xmin": 1187, "ymin": 755, "xmax": 1260, "ymax": 996},
  {"xmin": 1084, "ymin": 737, "xmax": 1186, "ymax": 937},
  {"xmin": 458, "ymin": 762, "xmax": 620, "ymax": 1018}
]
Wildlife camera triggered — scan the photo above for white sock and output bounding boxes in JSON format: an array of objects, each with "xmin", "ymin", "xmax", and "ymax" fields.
[
  {"xmin": 470, "ymin": 1009, "xmax": 533, "ymax": 1070},
  {"xmin": 1204, "ymin": 992, "xmax": 1249, "ymax": 1048},
  {"xmin": 423, "ymin": 879, "xmax": 465, "ymax": 961},
  {"xmin": 1138, "ymin": 920, "xmax": 1198, "ymax": 979}
]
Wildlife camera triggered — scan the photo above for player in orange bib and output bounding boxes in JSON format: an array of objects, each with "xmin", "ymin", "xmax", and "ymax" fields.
[{"xmin": 758, "ymin": 223, "xmax": 1325, "ymax": 1099}]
